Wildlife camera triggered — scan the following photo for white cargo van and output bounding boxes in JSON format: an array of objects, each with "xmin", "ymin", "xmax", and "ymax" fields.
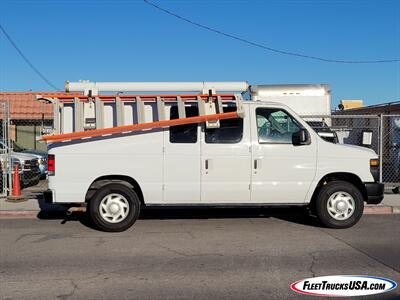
[{"xmin": 43, "ymin": 91, "xmax": 384, "ymax": 232}]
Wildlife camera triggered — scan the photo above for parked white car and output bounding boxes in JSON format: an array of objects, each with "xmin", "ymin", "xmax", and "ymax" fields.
[
  {"xmin": 0, "ymin": 155, "xmax": 23, "ymax": 190},
  {"xmin": 44, "ymin": 100, "xmax": 383, "ymax": 231},
  {"xmin": 0, "ymin": 143, "xmax": 41, "ymax": 188}
]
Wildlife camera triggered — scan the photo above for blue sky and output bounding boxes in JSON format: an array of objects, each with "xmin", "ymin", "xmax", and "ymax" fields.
[{"xmin": 0, "ymin": 0, "xmax": 399, "ymax": 107}]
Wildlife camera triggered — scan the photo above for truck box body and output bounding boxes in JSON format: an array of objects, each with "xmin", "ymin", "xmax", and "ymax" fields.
[{"xmin": 250, "ymin": 84, "xmax": 331, "ymax": 117}]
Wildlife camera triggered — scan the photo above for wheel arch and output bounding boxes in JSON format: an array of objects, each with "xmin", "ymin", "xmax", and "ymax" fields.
[
  {"xmin": 85, "ymin": 175, "xmax": 145, "ymax": 205},
  {"xmin": 310, "ymin": 172, "xmax": 367, "ymax": 206}
]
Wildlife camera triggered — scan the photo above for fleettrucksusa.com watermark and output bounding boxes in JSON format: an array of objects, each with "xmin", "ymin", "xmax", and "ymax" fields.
[{"xmin": 291, "ymin": 275, "xmax": 397, "ymax": 297}]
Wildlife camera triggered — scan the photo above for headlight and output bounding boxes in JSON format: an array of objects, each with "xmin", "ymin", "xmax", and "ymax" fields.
[
  {"xmin": 38, "ymin": 158, "xmax": 44, "ymax": 164},
  {"xmin": 14, "ymin": 161, "xmax": 22, "ymax": 171}
]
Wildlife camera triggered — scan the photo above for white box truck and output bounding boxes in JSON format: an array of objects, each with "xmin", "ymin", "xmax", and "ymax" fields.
[
  {"xmin": 250, "ymin": 84, "xmax": 331, "ymax": 116},
  {"xmin": 41, "ymin": 82, "xmax": 383, "ymax": 232}
]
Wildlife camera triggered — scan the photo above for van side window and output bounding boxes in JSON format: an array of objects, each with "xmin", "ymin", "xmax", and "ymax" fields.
[
  {"xmin": 169, "ymin": 106, "xmax": 198, "ymax": 143},
  {"xmin": 256, "ymin": 108, "xmax": 301, "ymax": 144},
  {"xmin": 205, "ymin": 106, "xmax": 243, "ymax": 144}
]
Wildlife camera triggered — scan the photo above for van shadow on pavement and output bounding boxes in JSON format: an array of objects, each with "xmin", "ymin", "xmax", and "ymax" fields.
[
  {"xmin": 34, "ymin": 194, "xmax": 322, "ymax": 229},
  {"xmin": 140, "ymin": 206, "xmax": 319, "ymax": 227}
]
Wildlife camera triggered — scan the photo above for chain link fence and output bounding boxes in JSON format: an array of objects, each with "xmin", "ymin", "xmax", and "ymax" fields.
[
  {"xmin": 9, "ymin": 117, "xmax": 50, "ymax": 197},
  {"xmin": 0, "ymin": 99, "xmax": 50, "ymax": 198},
  {"xmin": 301, "ymin": 114, "xmax": 381, "ymax": 153},
  {"xmin": 381, "ymin": 115, "xmax": 400, "ymax": 189}
]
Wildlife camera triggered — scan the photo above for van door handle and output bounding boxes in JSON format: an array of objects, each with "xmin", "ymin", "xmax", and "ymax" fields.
[
  {"xmin": 205, "ymin": 159, "xmax": 213, "ymax": 170},
  {"xmin": 254, "ymin": 159, "xmax": 261, "ymax": 170}
]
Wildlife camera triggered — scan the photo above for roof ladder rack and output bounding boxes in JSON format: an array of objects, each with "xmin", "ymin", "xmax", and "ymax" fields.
[{"xmin": 36, "ymin": 93, "xmax": 244, "ymax": 143}]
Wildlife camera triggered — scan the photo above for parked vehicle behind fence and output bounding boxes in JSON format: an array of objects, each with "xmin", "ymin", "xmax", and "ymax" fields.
[
  {"xmin": 0, "ymin": 156, "xmax": 23, "ymax": 191},
  {"xmin": 0, "ymin": 142, "xmax": 41, "ymax": 188},
  {"xmin": 41, "ymin": 82, "xmax": 384, "ymax": 232},
  {"xmin": 19, "ymin": 154, "xmax": 40, "ymax": 188},
  {"xmin": 11, "ymin": 141, "xmax": 47, "ymax": 179}
]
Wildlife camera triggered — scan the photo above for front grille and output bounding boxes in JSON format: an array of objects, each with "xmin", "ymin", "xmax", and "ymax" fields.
[{"xmin": 24, "ymin": 159, "xmax": 39, "ymax": 171}]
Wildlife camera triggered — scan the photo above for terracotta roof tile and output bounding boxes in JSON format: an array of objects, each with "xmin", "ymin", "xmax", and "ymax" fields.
[{"xmin": 0, "ymin": 92, "xmax": 61, "ymax": 120}]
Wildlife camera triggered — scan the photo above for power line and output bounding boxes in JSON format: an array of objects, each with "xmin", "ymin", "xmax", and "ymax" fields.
[
  {"xmin": 144, "ymin": 0, "xmax": 400, "ymax": 64},
  {"xmin": 0, "ymin": 24, "xmax": 59, "ymax": 90}
]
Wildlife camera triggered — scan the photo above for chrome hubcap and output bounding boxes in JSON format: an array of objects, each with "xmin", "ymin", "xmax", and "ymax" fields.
[
  {"xmin": 327, "ymin": 191, "xmax": 355, "ymax": 221},
  {"xmin": 109, "ymin": 203, "xmax": 120, "ymax": 214},
  {"xmin": 99, "ymin": 193, "xmax": 129, "ymax": 223}
]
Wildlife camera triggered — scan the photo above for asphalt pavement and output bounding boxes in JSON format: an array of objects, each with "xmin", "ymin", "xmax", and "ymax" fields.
[{"xmin": 1, "ymin": 210, "xmax": 399, "ymax": 300}]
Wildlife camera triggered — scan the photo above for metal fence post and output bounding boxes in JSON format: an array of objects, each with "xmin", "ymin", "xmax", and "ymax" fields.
[
  {"xmin": 1, "ymin": 101, "xmax": 6, "ymax": 196},
  {"xmin": 379, "ymin": 115, "xmax": 383, "ymax": 182},
  {"xmin": 6, "ymin": 100, "xmax": 12, "ymax": 196}
]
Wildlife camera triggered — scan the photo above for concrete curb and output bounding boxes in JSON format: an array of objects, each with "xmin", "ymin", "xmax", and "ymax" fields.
[
  {"xmin": 364, "ymin": 206, "xmax": 397, "ymax": 214},
  {"xmin": 0, "ymin": 211, "xmax": 39, "ymax": 218},
  {"xmin": 5, "ymin": 197, "xmax": 28, "ymax": 203}
]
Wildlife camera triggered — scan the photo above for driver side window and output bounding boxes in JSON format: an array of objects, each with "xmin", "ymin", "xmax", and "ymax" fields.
[{"xmin": 256, "ymin": 108, "xmax": 301, "ymax": 144}]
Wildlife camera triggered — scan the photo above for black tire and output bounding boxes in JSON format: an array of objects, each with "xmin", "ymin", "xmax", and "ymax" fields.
[
  {"xmin": 88, "ymin": 182, "xmax": 141, "ymax": 232},
  {"xmin": 314, "ymin": 181, "xmax": 364, "ymax": 229},
  {"xmin": 392, "ymin": 187, "xmax": 400, "ymax": 194}
]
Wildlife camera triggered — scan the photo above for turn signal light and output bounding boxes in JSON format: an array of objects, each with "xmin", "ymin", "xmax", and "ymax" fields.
[{"xmin": 370, "ymin": 159, "xmax": 379, "ymax": 168}]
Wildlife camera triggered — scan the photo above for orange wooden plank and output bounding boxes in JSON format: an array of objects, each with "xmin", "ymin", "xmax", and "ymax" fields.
[{"xmin": 42, "ymin": 111, "xmax": 239, "ymax": 143}]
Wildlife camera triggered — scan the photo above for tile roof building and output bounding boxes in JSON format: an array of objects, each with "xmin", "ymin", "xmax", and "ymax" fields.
[
  {"xmin": 0, "ymin": 92, "xmax": 55, "ymax": 120},
  {"xmin": 0, "ymin": 92, "xmax": 60, "ymax": 150}
]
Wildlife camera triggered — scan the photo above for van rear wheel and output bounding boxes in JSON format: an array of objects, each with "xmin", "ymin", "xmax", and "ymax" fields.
[
  {"xmin": 314, "ymin": 181, "xmax": 364, "ymax": 229},
  {"xmin": 88, "ymin": 183, "xmax": 141, "ymax": 232}
]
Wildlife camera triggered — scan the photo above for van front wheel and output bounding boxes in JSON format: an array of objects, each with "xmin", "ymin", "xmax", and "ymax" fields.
[
  {"xmin": 314, "ymin": 181, "xmax": 364, "ymax": 229},
  {"xmin": 88, "ymin": 183, "xmax": 141, "ymax": 232}
]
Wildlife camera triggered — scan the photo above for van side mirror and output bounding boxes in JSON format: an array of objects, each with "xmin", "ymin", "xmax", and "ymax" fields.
[{"xmin": 292, "ymin": 129, "xmax": 310, "ymax": 146}]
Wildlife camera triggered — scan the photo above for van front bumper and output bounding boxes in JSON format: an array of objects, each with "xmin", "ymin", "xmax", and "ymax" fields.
[
  {"xmin": 364, "ymin": 182, "xmax": 384, "ymax": 204},
  {"xmin": 43, "ymin": 189, "xmax": 55, "ymax": 204}
]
